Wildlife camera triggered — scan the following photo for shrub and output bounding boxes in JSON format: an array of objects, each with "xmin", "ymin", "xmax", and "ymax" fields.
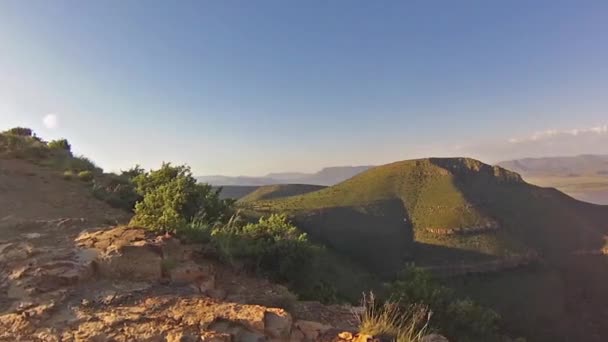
[
  {"xmin": 91, "ymin": 174, "xmax": 141, "ymax": 211},
  {"xmin": 210, "ymin": 214, "xmax": 314, "ymax": 282},
  {"xmin": 48, "ymin": 139, "xmax": 72, "ymax": 153},
  {"xmin": 389, "ymin": 266, "xmax": 500, "ymax": 342},
  {"xmin": 130, "ymin": 163, "xmax": 233, "ymax": 232},
  {"xmin": 77, "ymin": 170, "xmax": 94, "ymax": 182}
]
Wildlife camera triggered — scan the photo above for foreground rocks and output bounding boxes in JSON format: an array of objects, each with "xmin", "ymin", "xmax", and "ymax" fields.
[{"xmin": 2, "ymin": 224, "xmax": 448, "ymax": 341}]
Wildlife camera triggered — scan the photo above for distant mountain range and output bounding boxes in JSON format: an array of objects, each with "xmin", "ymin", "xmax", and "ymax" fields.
[
  {"xmin": 197, "ymin": 165, "xmax": 373, "ymax": 186},
  {"xmin": 497, "ymin": 154, "xmax": 608, "ymax": 177},
  {"xmin": 498, "ymin": 154, "xmax": 608, "ymax": 205}
]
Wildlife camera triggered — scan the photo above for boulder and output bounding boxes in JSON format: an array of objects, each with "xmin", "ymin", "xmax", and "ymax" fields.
[
  {"xmin": 168, "ymin": 261, "xmax": 212, "ymax": 284},
  {"xmin": 294, "ymin": 320, "xmax": 332, "ymax": 340},
  {"xmin": 263, "ymin": 310, "xmax": 292, "ymax": 338}
]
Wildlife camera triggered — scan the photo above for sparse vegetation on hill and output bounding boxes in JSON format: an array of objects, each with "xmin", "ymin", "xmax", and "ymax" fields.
[
  {"xmin": 0, "ymin": 128, "xmax": 138, "ymax": 211},
  {"xmin": 388, "ymin": 267, "xmax": 500, "ymax": 342}
]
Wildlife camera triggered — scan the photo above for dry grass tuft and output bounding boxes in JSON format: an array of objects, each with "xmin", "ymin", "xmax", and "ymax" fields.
[{"xmin": 357, "ymin": 292, "xmax": 431, "ymax": 342}]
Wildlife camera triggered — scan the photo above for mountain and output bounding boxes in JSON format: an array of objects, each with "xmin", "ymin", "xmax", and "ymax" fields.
[
  {"xmin": 197, "ymin": 165, "xmax": 373, "ymax": 186},
  {"xmin": 198, "ymin": 175, "xmax": 278, "ymax": 186},
  {"xmin": 498, "ymin": 155, "xmax": 608, "ymax": 204},
  {"xmin": 498, "ymin": 154, "xmax": 608, "ymax": 177},
  {"xmin": 245, "ymin": 157, "xmax": 608, "ymax": 272},
  {"xmin": 238, "ymin": 184, "xmax": 326, "ymax": 203},
  {"xmin": 241, "ymin": 157, "xmax": 608, "ymax": 340}
]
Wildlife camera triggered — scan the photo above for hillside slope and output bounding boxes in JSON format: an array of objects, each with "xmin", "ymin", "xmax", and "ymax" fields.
[
  {"xmin": 245, "ymin": 157, "xmax": 608, "ymax": 341},
  {"xmin": 247, "ymin": 158, "xmax": 608, "ymax": 273},
  {"xmin": 239, "ymin": 184, "xmax": 326, "ymax": 203},
  {"xmin": 198, "ymin": 165, "xmax": 373, "ymax": 186},
  {"xmin": 498, "ymin": 154, "xmax": 608, "ymax": 176}
]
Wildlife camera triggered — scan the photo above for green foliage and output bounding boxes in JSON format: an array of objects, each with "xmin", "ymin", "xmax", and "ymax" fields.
[
  {"xmin": 77, "ymin": 170, "xmax": 94, "ymax": 182},
  {"xmin": 211, "ymin": 214, "xmax": 311, "ymax": 281},
  {"xmin": 389, "ymin": 266, "xmax": 500, "ymax": 342},
  {"xmin": 48, "ymin": 139, "xmax": 72, "ymax": 153},
  {"xmin": 130, "ymin": 163, "xmax": 233, "ymax": 232}
]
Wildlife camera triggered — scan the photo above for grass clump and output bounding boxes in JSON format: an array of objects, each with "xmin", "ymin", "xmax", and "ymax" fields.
[
  {"xmin": 77, "ymin": 170, "xmax": 94, "ymax": 182},
  {"xmin": 358, "ymin": 292, "xmax": 430, "ymax": 342},
  {"xmin": 63, "ymin": 170, "xmax": 75, "ymax": 180}
]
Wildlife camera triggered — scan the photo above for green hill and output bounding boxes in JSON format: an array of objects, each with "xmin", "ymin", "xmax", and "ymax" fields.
[
  {"xmin": 215, "ymin": 185, "xmax": 260, "ymax": 200},
  {"xmin": 244, "ymin": 158, "xmax": 608, "ymax": 274},
  {"xmin": 243, "ymin": 157, "xmax": 608, "ymax": 340},
  {"xmin": 238, "ymin": 184, "xmax": 326, "ymax": 202}
]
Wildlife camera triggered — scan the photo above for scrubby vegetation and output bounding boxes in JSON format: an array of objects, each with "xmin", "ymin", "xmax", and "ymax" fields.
[
  {"xmin": 48, "ymin": 138, "xmax": 72, "ymax": 152},
  {"xmin": 358, "ymin": 292, "xmax": 430, "ymax": 342},
  {"xmin": 0, "ymin": 128, "xmax": 136, "ymax": 211},
  {"xmin": 129, "ymin": 163, "xmax": 234, "ymax": 231},
  {"xmin": 388, "ymin": 267, "xmax": 500, "ymax": 342}
]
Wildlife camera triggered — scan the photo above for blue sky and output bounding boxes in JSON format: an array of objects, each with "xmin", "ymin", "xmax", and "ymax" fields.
[{"xmin": 1, "ymin": 0, "xmax": 607, "ymax": 175}]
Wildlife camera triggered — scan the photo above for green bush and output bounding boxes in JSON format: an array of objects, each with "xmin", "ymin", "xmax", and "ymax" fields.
[
  {"xmin": 77, "ymin": 170, "xmax": 94, "ymax": 182},
  {"xmin": 48, "ymin": 139, "xmax": 72, "ymax": 153},
  {"xmin": 389, "ymin": 266, "xmax": 500, "ymax": 342},
  {"xmin": 130, "ymin": 163, "xmax": 233, "ymax": 232},
  {"xmin": 211, "ymin": 214, "xmax": 314, "ymax": 282}
]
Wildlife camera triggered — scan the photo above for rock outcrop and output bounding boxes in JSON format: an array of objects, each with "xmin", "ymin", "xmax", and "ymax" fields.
[{"xmin": 1, "ymin": 225, "xmax": 379, "ymax": 341}]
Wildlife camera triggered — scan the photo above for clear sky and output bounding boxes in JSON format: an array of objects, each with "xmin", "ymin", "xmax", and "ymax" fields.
[{"xmin": 1, "ymin": 0, "xmax": 607, "ymax": 176}]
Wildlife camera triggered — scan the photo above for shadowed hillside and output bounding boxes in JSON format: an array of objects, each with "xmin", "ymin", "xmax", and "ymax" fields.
[
  {"xmin": 215, "ymin": 185, "xmax": 260, "ymax": 200},
  {"xmin": 242, "ymin": 158, "xmax": 608, "ymax": 273},
  {"xmin": 243, "ymin": 157, "xmax": 608, "ymax": 340}
]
